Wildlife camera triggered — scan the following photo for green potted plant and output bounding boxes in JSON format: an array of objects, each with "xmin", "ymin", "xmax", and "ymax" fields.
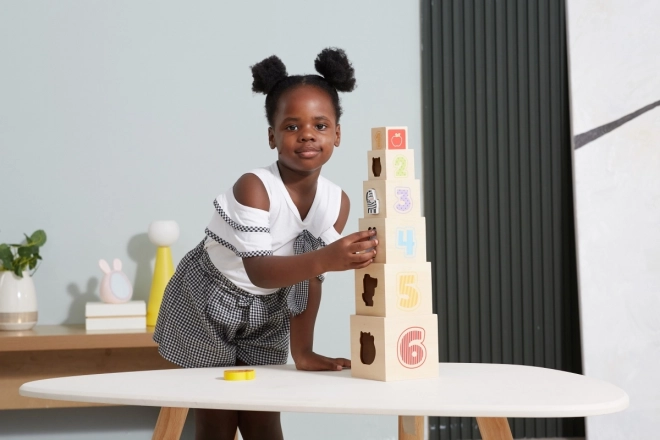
[{"xmin": 0, "ymin": 230, "xmax": 47, "ymax": 331}]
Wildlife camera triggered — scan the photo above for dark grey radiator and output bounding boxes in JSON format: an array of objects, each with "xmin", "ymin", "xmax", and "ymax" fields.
[{"xmin": 421, "ymin": 0, "xmax": 583, "ymax": 438}]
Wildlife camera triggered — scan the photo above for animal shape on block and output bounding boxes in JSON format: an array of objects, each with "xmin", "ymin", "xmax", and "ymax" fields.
[
  {"xmin": 147, "ymin": 220, "xmax": 179, "ymax": 327},
  {"xmin": 99, "ymin": 259, "xmax": 133, "ymax": 304},
  {"xmin": 360, "ymin": 332, "xmax": 376, "ymax": 364}
]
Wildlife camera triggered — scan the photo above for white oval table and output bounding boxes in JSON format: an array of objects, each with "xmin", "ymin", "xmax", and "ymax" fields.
[{"xmin": 19, "ymin": 363, "xmax": 628, "ymax": 440}]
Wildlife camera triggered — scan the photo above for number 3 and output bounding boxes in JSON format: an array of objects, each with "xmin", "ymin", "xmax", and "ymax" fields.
[{"xmin": 394, "ymin": 187, "xmax": 412, "ymax": 214}]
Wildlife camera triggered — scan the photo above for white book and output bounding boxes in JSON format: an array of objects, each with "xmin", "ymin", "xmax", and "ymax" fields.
[
  {"xmin": 85, "ymin": 301, "xmax": 146, "ymax": 318},
  {"xmin": 85, "ymin": 316, "xmax": 147, "ymax": 331}
]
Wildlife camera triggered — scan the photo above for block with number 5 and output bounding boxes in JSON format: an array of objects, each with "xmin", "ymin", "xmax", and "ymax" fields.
[
  {"xmin": 354, "ymin": 262, "xmax": 432, "ymax": 317},
  {"xmin": 350, "ymin": 314, "xmax": 439, "ymax": 381}
]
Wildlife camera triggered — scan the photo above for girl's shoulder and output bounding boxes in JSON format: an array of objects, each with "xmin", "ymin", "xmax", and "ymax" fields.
[{"xmin": 231, "ymin": 163, "xmax": 279, "ymax": 212}]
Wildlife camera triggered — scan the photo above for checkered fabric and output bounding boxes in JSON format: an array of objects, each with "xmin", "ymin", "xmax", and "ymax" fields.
[
  {"xmin": 153, "ymin": 229, "xmax": 325, "ymax": 368},
  {"xmin": 213, "ymin": 199, "xmax": 270, "ymax": 233},
  {"xmin": 205, "ymin": 228, "xmax": 274, "ymax": 258}
]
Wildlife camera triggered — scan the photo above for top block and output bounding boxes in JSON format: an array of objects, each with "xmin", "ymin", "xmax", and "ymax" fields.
[{"xmin": 371, "ymin": 127, "xmax": 408, "ymax": 150}]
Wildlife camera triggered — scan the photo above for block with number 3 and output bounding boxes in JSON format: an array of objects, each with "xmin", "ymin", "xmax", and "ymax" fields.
[{"xmin": 362, "ymin": 179, "xmax": 421, "ymax": 219}]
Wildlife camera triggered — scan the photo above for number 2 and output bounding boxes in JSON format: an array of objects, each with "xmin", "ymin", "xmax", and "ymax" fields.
[{"xmin": 394, "ymin": 156, "xmax": 408, "ymax": 177}]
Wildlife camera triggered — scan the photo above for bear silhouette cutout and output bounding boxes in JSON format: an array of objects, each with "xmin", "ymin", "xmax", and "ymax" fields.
[
  {"xmin": 362, "ymin": 274, "xmax": 378, "ymax": 307},
  {"xmin": 360, "ymin": 332, "xmax": 376, "ymax": 365},
  {"xmin": 372, "ymin": 157, "xmax": 382, "ymax": 177}
]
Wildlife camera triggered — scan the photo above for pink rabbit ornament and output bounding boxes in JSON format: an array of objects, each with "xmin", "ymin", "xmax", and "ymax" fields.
[{"xmin": 98, "ymin": 258, "xmax": 133, "ymax": 304}]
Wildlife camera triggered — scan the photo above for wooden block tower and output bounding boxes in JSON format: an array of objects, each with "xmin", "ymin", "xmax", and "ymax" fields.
[{"xmin": 350, "ymin": 126, "xmax": 439, "ymax": 382}]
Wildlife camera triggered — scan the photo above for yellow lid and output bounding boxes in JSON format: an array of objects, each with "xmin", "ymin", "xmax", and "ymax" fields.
[{"xmin": 223, "ymin": 369, "xmax": 256, "ymax": 381}]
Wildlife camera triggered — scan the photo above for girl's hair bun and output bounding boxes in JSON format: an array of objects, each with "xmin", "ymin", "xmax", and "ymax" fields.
[
  {"xmin": 251, "ymin": 55, "xmax": 288, "ymax": 94},
  {"xmin": 314, "ymin": 48, "xmax": 356, "ymax": 93}
]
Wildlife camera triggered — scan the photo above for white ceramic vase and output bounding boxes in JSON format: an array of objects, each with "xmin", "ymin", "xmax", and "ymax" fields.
[{"xmin": 0, "ymin": 271, "xmax": 38, "ymax": 331}]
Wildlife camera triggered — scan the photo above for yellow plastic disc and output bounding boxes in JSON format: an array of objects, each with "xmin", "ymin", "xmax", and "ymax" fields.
[{"xmin": 223, "ymin": 369, "xmax": 256, "ymax": 381}]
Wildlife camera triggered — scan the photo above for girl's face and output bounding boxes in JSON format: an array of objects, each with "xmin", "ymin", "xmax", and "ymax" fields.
[{"xmin": 268, "ymin": 85, "xmax": 341, "ymax": 176}]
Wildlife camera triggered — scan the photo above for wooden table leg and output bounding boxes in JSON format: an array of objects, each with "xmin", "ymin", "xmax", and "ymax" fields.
[
  {"xmin": 398, "ymin": 415, "xmax": 424, "ymax": 440},
  {"xmin": 476, "ymin": 417, "xmax": 513, "ymax": 440},
  {"xmin": 152, "ymin": 407, "xmax": 189, "ymax": 440}
]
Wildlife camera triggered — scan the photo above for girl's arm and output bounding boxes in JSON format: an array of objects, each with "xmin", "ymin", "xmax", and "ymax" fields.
[
  {"xmin": 234, "ymin": 174, "xmax": 376, "ymax": 288},
  {"xmin": 290, "ymin": 190, "xmax": 352, "ymax": 371}
]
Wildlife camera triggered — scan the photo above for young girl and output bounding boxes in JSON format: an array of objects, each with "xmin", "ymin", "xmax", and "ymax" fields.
[{"xmin": 154, "ymin": 48, "xmax": 378, "ymax": 440}]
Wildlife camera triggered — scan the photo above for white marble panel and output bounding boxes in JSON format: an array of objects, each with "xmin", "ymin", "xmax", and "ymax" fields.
[{"xmin": 567, "ymin": 0, "xmax": 660, "ymax": 438}]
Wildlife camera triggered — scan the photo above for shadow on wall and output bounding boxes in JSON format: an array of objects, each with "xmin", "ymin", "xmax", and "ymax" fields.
[
  {"xmin": 127, "ymin": 233, "xmax": 154, "ymax": 303},
  {"xmin": 64, "ymin": 278, "xmax": 99, "ymax": 324},
  {"xmin": 62, "ymin": 233, "xmax": 154, "ymax": 324}
]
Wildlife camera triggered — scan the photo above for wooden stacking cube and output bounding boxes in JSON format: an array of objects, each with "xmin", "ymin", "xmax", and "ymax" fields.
[
  {"xmin": 354, "ymin": 262, "xmax": 432, "ymax": 317},
  {"xmin": 367, "ymin": 149, "xmax": 416, "ymax": 181},
  {"xmin": 363, "ymin": 179, "xmax": 421, "ymax": 219},
  {"xmin": 358, "ymin": 217, "xmax": 426, "ymax": 264},
  {"xmin": 350, "ymin": 314, "xmax": 439, "ymax": 381},
  {"xmin": 371, "ymin": 126, "xmax": 409, "ymax": 150}
]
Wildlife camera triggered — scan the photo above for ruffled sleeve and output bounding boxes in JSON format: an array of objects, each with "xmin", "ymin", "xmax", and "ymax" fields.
[{"xmin": 205, "ymin": 190, "xmax": 273, "ymax": 258}]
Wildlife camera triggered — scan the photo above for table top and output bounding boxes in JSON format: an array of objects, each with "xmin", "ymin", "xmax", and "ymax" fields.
[{"xmin": 19, "ymin": 363, "xmax": 629, "ymax": 418}]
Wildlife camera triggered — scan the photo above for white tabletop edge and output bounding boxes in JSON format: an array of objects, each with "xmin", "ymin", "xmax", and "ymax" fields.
[{"xmin": 18, "ymin": 363, "xmax": 630, "ymax": 418}]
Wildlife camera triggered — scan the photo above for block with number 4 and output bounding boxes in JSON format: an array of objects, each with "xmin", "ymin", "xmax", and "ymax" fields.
[
  {"xmin": 350, "ymin": 314, "xmax": 439, "ymax": 381},
  {"xmin": 358, "ymin": 217, "xmax": 426, "ymax": 264},
  {"xmin": 367, "ymin": 149, "xmax": 416, "ymax": 181},
  {"xmin": 354, "ymin": 262, "xmax": 432, "ymax": 317},
  {"xmin": 371, "ymin": 126, "xmax": 408, "ymax": 150},
  {"xmin": 363, "ymin": 179, "xmax": 421, "ymax": 219}
]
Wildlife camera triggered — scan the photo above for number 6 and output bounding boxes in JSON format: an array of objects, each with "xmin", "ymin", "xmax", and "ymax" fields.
[{"xmin": 397, "ymin": 327, "xmax": 427, "ymax": 368}]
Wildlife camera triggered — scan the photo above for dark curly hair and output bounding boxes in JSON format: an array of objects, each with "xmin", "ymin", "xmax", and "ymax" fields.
[{"xmin": 250, "ymin": 48, "xmax": 357, "ymax": 126}]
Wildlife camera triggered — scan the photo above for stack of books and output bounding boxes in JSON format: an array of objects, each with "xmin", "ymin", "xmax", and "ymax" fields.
[{"xmin": 85, "ymin": 300, "xmax": 147, "ymax": 331}]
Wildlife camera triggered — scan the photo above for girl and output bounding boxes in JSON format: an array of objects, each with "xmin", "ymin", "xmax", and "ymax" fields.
[{"xmin": 154, "ymin": 48, "xmax": 378, "ymax": 440}]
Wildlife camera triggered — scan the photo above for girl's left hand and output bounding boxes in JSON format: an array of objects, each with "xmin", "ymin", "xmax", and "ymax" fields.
[{"xmin": 293, "ymin": 351, "xmax": 351, "ymax": 371}]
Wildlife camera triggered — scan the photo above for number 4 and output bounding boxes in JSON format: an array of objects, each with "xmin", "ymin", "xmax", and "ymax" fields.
[{"xmin": 396, "ymin": 228, "xmax": 415, "ymax": 257}]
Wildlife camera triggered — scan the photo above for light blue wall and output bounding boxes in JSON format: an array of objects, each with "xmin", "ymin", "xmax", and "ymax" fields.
[{"xmin": 0, "ymin": 1, "xmax": 422, "ymax": 438}]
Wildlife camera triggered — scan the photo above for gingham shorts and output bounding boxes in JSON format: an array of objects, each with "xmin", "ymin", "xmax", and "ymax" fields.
[{"xmin": 153, "ymin": 241, "xmax": 308, "ymax": 368}]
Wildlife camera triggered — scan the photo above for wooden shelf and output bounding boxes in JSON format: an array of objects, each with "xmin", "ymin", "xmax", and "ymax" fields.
[
  {"xmin": 0, "ymin": 325, "xmax": 158, "ymax": 352},
  {"xmin": 0, "ymin": 325, "xmax": 174, "ymax": 410}
]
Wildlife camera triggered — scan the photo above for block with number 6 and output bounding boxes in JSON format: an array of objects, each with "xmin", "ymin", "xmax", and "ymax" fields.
[{"xmin": 350, "ymin": 314, "xmax": 439, "ymax": 381}]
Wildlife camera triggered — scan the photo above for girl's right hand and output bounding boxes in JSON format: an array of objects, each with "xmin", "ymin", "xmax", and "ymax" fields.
[{"xmin": 319, "ymin": 230, "xmax": 378, "ymax": 272}]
